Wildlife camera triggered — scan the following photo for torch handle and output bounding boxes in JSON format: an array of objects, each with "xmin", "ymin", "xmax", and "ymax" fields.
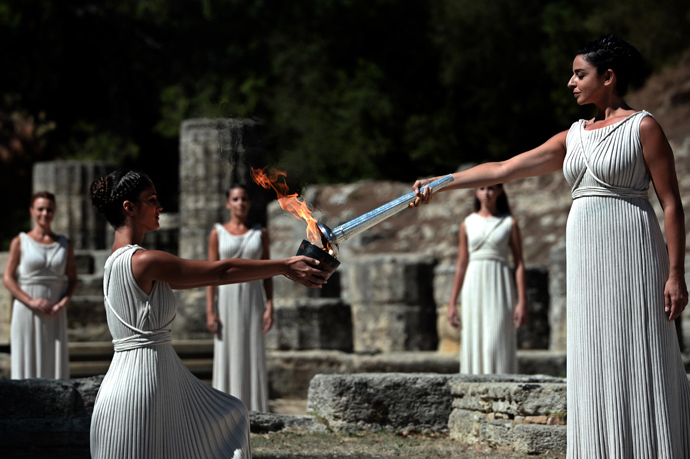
[{"xmin": 329, "ymin": 174, "xmax": 454, "ymax": 245}]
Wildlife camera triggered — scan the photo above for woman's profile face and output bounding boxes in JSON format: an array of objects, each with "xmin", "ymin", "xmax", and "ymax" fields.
[
  {"xmin": 226, "ymin": 187, "xmax": 251, "ymax": 218},
  {"xmin": 567, "ymin": 54, "xmax": 609, "ymax": 106},
  {"xmin": 30, "ymin": 198, "xmax": 56, "ymax": 226}
]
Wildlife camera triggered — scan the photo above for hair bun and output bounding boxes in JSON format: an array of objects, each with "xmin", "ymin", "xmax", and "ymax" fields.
[{"xmin": 90, "ymin": 176, "xmax": 111, "ymax": 212}]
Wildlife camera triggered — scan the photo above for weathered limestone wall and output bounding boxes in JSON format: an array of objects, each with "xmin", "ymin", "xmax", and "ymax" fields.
[
  {"xmin": 176, "ymin": 118, "xmax": 268, "ymax": 338},
  {"xmin": 306, "ymin": 372, "xmax": 569, "ymax": 455}
]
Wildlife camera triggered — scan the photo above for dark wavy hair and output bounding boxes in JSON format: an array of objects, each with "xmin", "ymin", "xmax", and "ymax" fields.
[
  {"xmin": 90, "ymin": 170, "xmax": 153, "ymax": 229},
  {"xmin": 224, "ymin": 183, "xmax": 251, "ymax": 200},
  {"xmin": 473, "ymin": 184, "xmax": 511, "ymax": 215},
  {"xmin": 576, "ymin": 34, "xmax": 644, "ymax": 97}
]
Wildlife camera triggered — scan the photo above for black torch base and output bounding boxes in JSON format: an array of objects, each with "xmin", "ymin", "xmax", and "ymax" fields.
[{"xmin": 296, "ymin": 239, "xmax": 341, "ymax": 276}]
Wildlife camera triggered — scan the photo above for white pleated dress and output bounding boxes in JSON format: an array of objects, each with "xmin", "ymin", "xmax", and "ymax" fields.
[
  {"xmin": 11, "ymin": 232, "xmax": 70, "ymax": 379},
  {"xmin": 564, "ymin": 111, "xmax": 690, "ymax": 458},
  {"xmin": 460, "ymin": 213, "xmax": 517, "ymax": 375},
  {"xmin": 212, "ymin": 224, "xmax": 268, "ymax": 412},
  {"xmin": 90, "ymin": 245, "xmax": 250, "ymax": 459}
]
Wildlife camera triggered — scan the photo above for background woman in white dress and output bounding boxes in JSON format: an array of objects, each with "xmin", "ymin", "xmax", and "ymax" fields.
[
  {"xmin": 412, "ymin": 35, "xmax": 690, "ymax": 458},
  {"xmin": 207, "ymin": 183, "xmax": 272, "ymax": 411},
  {"xmin": 88, "ymin": 169, "xmax": 328, "ymax": 459},
  {"xmin": 3, "ymin": 191, "xmax": 77, "ymax": 379},
  {"xmin": 448, "ymin": 184, "xmax": 528, "ymax": 374}
]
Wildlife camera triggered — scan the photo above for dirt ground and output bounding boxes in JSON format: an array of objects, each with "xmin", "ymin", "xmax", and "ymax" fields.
[{"xmin": 251, "ymin": 431, "xmax": 566, "ymax": 459}]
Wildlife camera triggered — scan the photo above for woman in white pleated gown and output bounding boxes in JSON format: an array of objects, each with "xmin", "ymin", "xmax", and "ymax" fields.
[
  {"xmin": 3, "ymin": 191, "xmax": 77, "ymax": 379},
  {"xmin": 447, "ymin": 185, "xmax": 528, "ymax": 374},
  {"xmin": 413, "ymin": 35, "xmax": 690, "ymax": 458},
  {"xmin": 207, "ymin": 184, "xmax": 272, "ymax": 412},
  {"xmin": 88, "ymin": 170, "xmax": 328, "ymax": 459}
]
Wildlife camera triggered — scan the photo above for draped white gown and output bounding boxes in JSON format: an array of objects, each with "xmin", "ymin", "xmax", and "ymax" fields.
[
  {"xmin": 212, "ymin": 224, "xmax": 268, "ymax": 412},
  {"xmin": 90, "ymin": 245, "xmax": 250, "ymax": 459},
  {"xmin": 564, "ymin": 111, "xmax": 690, "ymax": 458},
  {"xmin": 460, "ymin": 213, "xmax": 517, "ymax": 374},
  {"xmin": 11, "ymin": 232, "xmax": 70, "ymax": 379}
]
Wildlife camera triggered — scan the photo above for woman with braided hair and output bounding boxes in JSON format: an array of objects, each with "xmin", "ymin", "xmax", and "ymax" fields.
[
  {"xmin": 88, "ymin": 169, "xmax": 329, "ymax": 459},
  {"xmin": 412, "ymin": 35, "xmax": 690, "ymax": 457}
]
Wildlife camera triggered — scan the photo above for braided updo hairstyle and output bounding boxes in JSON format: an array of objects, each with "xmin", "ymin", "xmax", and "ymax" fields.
[
  {"xmin": 90, "ymin": 170, "xmax": 153, "ymax": 229},
  {"xmin": 576, "ymin": 35, "xmax": 644, "ymax": 97}
]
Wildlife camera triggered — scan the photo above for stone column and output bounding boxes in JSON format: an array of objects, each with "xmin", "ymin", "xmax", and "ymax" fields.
[
  {"xmin": 33, "ymin": 161, "xmax": 115, "ymax": 250},
  {"xmin": 176, "ymin": 118, "xmax": 267, "ymax": 337},
  {"xmin": 348, "ymin": 254, "xmax": 438, "ymax": 352}
]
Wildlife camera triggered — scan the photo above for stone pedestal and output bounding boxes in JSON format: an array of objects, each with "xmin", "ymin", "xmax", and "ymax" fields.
[
  {"xmin": 348, "ymin": 254, "xmax": 438, "ymax": 352},
  {"xmin": 33, "ymin": 161, "xmax": 115, "ymax": 250}
]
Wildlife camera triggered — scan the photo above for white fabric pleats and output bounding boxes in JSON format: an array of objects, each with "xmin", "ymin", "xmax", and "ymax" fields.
[
  {"xmin": 563, "ymin": 111, "xmax": 690, "ymax": 458},
  {"xmin": 11, "ymin": 232, "xmax": 70, "ymax": 379},
  {"xmin": 212, "ymin": 224, "xmax": 268, "ymax": 412},
  {"xmin": 90, "ymin": 245, "xmax": 250, "ymax": 459},
  {"xmin": 460, "ymin": 213, "xmax": 517, "ymax": 374}
]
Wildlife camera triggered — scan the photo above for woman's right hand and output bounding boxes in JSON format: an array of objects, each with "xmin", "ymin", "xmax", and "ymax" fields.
[
  {"xmin": 447, "ymin": 303, "xmax": 461, "ymax": 329},
  {"xmin": 284, "ymin": 256, "xmax": 329, "ymax": 288},
  {"xmin": 207, "ymin": 311, "xmax": 221, "ymax": 335},
  {"xmin": 410, "ymin": 178, "xmax": 435, "ymax": 208},
  {"xmin": 28, "ymin": 298, "xmax": 54, "ymax": 315}
]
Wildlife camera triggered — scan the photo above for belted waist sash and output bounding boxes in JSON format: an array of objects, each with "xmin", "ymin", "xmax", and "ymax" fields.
[
  {"xmin": 113, "ymin": 328, "xmax": 173, "ymax": 352},
  {"xmin": 469, "ymin": 253, "xmax": 507, "ymax": 263},
  {"xmin": 571, "ymin": 186, "xmax": 649, "ymax": 200}
]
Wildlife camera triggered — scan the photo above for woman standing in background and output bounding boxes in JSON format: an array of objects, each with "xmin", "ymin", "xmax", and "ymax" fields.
[
  {"xmin": 3, "ymin": 191, "xmax": 77, "ymax": 379},
  {"xmin": 207, "ymin": 183, "xmax": 272, "ymax": 412},
  {"xmin": 448, "ymin": 184, "xmax": 528, "ymax": 374}
]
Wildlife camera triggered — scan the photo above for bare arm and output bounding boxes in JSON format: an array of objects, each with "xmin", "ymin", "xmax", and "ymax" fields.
[
  {"xmin": 132, "ymin": 248, "xmax": 325, "ymax": 295},
  {"xmin": 52, "ymin": 241, "xmax": 78, "ymax": 315},
  {"xmin": 412, "ymin": 130, "xmax": 569, "ymax": 205},
  {"xmin": 447, "ymin": 221, "xmax": 469, "ymax": 329},
  {"xmin": 509, "ymin": 219, "xmax": 528, "ymax": 329},
  {"xmin": 2, "ymin": 236, "xmax": 53, "ymax": 315},
  {"xmin": 641, "ymin": 116, "xmax": 688, "ymax": 321},
  {"xmin": 261, "ymin": 228, "xmax": 274, "ymax": 334},
  {"xmin": 206, "ymin": 227, "xmax": 220, "ymax": 334}
]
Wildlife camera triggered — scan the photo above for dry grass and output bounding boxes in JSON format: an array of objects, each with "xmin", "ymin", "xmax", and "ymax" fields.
[{"xmin": 251, "ymin": 431, "xmax": 566, "ymax": 459}]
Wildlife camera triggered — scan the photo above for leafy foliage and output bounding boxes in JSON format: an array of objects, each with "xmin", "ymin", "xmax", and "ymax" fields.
[{"xmin": 1, "ymin": 0, "xmax": 689, "ymax": 248}]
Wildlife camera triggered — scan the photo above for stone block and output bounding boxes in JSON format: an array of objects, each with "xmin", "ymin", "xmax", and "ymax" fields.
[
  {"xmin": 351, "ymin": 302, "xmax": 437, "ymax": 352},
  {"xmin": 67, "ymin": 296, "xmax": 110, "ymax": 342},
  {"xmin": 306, "ymin": 373, "xmax": 453, "ymax": 433},
  {"xmin": 347, "ymin": 254, "xmax": 436, "ymax": 305},
  {"xmin": 452, "ymin": 381, "xmax": 566, "ymax": 417},
  {"xmin": 517, "ymin": 266, "xmax": 550, "ymax": 349},
  {"xmin": 448, "ymin": 408, "xmax": 486, "ymax": 443},
  {"xmin": 512, "ymin": 423, "xmax": 567, "ymax": 454},
  {"xmin": 266, "ymin": 298, "xmax": 352, "ymax": 351}
]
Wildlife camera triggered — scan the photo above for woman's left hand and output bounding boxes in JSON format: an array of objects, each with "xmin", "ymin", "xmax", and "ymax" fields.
[
  {"xmin": 513, "ymin": 302, "xmax": 529, "ymax": 329},
  {"xmin": 664, "ymin": 274, "xmax": 688, "ymax": 321}
]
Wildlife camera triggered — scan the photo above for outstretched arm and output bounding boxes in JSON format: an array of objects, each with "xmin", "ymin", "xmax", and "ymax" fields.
[
  {"xmin": 133, "ymin": 249, "xmax": 326, "ymax": 294},
  {"xmin": 641, "ymin": 116, "xmax": 688, "ymax": 321},
  {"xmin": 411, "ymin": 130, "xmax": 569, "ymax": 206}
]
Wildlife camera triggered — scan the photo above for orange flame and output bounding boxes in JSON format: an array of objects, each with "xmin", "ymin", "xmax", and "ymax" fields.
[{"xmin": 251, "ymin": 166, "xmax": 321, "ymax": 244}]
